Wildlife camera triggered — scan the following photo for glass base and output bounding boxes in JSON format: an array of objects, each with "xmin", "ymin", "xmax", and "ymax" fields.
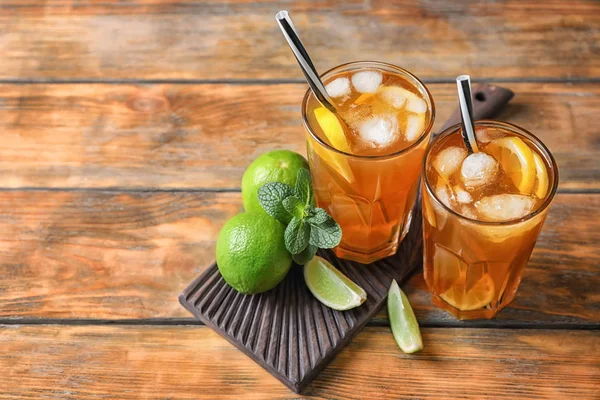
[
  {"xmin": 333, "ymin": 242, "xmax": 399, "ymax": 264},
  {"xmin": 333, "ymin": 217, "xmax": 413, "ymax": 264},
  {"xmin": 432, "ymin": 294, "xmax": 512, "ymax": 320}
]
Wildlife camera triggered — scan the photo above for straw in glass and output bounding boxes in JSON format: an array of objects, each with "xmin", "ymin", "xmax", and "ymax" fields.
[{"xmin": 456, "ymin": 75, "xmax": 479, "ymax": 153}]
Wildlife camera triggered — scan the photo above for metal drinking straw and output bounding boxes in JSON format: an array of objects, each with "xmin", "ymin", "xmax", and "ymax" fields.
[
  {"xmin": 456, "ymin": 75, "xmax": 479, "ymax": 153},
  {"xmin": 275, "ymin": 10, "xmax": 337, "ymax": 113}
]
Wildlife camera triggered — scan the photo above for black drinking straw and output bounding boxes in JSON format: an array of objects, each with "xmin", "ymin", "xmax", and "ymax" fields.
[
  {"xmin": 275, "ymin": 10, "xmax": 337, "ymax": 113},
  {"xmin": 456, "ymin": 75, "xmax": 479, "ymax": 153}
]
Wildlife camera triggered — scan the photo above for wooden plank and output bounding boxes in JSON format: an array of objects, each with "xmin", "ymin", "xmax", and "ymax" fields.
[
  {"xmin": 0, "ymin": 82, "xmax": 597, "ymax": 189},
  {"xmin": 0, "ymin": 191, "xmax": 597, "ymax": 326},
  {"xmin": 0, "ymin": 191, "xmax": 242, "ymax": 320},
  {"xmin": 0, "ymin": 325, "xmax": 597, "ymax": 399},
  {"xmin": 0, "ymin": 1, "xmax": 598, "ymax": 80}
]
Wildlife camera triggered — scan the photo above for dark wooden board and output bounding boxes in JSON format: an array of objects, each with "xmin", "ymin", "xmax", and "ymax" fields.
[{"xmin": 179, "ymin": 206, "xmax": 423, "ymax": 393}]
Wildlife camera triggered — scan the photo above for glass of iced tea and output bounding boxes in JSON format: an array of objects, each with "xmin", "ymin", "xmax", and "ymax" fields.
[
  {"xmin": 422, "ymin": 120, "xmax": 558, "ymax": 319},
  {"xmin": 302, "ymin": 61, "xmax": 435, "ymax": 264}
]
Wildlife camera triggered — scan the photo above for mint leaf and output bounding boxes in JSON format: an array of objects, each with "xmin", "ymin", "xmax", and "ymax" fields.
[
  {"xmin": 284, "ymin": 217, "xmax": 310, "ymax": 254},
  {"xmin": 282, "ymin": 196, "xmax": 305, "ymax": 220},
  {"xmin": 309, "ymin": 218, "xmax": 342, "ymax": 249},
  {"xmin": 294, "ymin": 168, "xmax": 314, "ymax": 207},
  {"xmin": 292, "ymin": 244, "xmax": 318, "ymax": 265},
  {"xmin": 305, "ymin": 207, "xmax": 330, "ymax": 225},
  {"xmin": 257, "ymin": 182, "xmax": 294, "ymax": 224}
]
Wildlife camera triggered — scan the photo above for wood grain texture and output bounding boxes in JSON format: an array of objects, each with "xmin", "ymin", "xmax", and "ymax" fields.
[
  {"xmin": 0, "ymin": 1, "xmax": 598, "ymax": 80},
  {"xmin": 0, "ymin": 82, "xmax": 597, "ymax": 189},
  {"xmin": 0, "ymin": 191, "xmax": 597, "ymax": 326},
  {"xmin": 0, "ymin": 325, "xmax": 598, "ymax": 399}
]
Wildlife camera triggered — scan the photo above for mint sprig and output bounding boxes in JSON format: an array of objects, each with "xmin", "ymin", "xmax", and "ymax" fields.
[
  {"xmin": 257, "ymin": 168, "xmax": 342, "ymax": 264},
  {"xmin": 257, "ymin": 182, "xmax": 294, "ymax": 224},
  {"xmin": 285, "ymin": 217, "xmax": 310, "ymax": 254}
]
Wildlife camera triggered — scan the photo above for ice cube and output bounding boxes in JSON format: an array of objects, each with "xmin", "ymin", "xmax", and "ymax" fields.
[
  {"xmin": 351, "ymin": 70, "xmax": 383, "ymax": 93},
  {"xmin": 476, "ymin": 127, "xmax": 504, "ymax": 144},
  {"xmin": 475, "ymin": 194, "xmax": 536, "ymax": 222},
  {"xmin": 433, "ymin": 146, "xmax": 467, "ymax": 181},
  {"xmin": 434, "ymin": 184, "xmax": 452, "ymax": 208},
  {"xmin": 460, "ymin": 206, "xmax": 477, "ymax": 219},
  {"xmin": 358, "ymin": 115, "xmax": 398, "ymax": 147},
  {"xmin": 404, "ymin": 113, "xmax": 426, "ymax": 142},
  {"xmin": 378, "ymin": 86, "xmax": 427, "ymax": 113},
  {"xmin": 325, "ymin": 77, "xmax": 351, "ymax": 98},
  {"xmin": 406, "ymin": 94, "xmax": 427, "ymax": 113},
  {"xmin": 454, "ymin": 186, "xmax": 473, "ymax": 204},
  {"xmin": 343, "ymin": 103, "xmax": 371, "ymax": 127},
  {"xmin": 377, "ymin": 86, "xmax": 409, "ymax": 109},
  {"xmin": 460, "ymin": 153, "xmax": 499, "ymax": 188}
]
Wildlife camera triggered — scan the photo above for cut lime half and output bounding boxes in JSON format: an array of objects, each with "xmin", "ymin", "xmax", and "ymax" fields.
[
  {"xmin": 304, "ymin": 256, "xmax": 367, "ymax": 311},
  {"xmin": 387, "ymin": 279, "xmax": 423, "ymax": 353}
]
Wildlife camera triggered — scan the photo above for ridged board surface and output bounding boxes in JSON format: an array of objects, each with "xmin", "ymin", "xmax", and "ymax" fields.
[{"xmin": 179, "ymin": 205, "xmax": 422, "ymax": 393}]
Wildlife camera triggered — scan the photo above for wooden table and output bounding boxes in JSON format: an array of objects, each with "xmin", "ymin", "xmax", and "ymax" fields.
[{"xmin": 0, "ymin": 1, "xmax": 598, "ymax": 399}]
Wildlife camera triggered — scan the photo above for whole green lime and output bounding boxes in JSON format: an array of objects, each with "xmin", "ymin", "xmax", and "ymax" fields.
[
  {"xmin": 216, "ymin": 212, "xmax": 292, "ymax": 294},
  {"xmin": 242, "ymin": 150, "xmax": 309, "ymax": 217}
]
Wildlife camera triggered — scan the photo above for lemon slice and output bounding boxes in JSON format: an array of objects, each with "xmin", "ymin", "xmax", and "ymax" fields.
[
  {"xmin": 485, "ymin": 137, "xmax": 536, "ymax": 194},
  {"xmin": 354, "ymin": 93, "xmax": 375, "ymax": 105},
  {"xmin": 440, "ymin": 273, "xmax": 495, "ymax": 311},
  {"xmin": 313, "ymin": 107, "xmax": 355, "ymax": 182},
  {"xmin": 388, "ymin": 279, "xmax": 423, "ymax": 353},
  {"xmin": 532, "ymin": 153, "xmax": 549, "ymax": 198},
  {"xmin": 422, "ymin": 193, "xmax": 438, "ymax": 228},
  {"xmin": 433, "ymin": 246, "xmax": 464, "ymax": 292},
  {"xmin": 314, "ymin": 107, "xmax": 350, "ymax": 152},
  {"xmin": 304, "ymin": 256, "xmax": 367, "ymax": 311}
]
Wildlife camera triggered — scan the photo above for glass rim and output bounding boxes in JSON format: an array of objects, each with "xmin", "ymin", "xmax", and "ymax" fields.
[
  {"xmin": 301, "ymin": 60, "xmax": 436, "ymax": 160},
  {"xmin": 422, "ymin": 120, "xmax": 559, "ymax": 226}
]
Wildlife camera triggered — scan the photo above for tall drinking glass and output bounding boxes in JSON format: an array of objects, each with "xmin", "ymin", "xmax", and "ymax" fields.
[
  {"xmin": 302, "ymin": 61, "xmax": 435, "ymax": 264},
  {"xmin": 422, "ymin": 121, "xmax": 558, "ymax": 319}
]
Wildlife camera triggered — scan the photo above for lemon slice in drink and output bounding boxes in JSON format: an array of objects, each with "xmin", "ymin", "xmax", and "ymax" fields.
[
  {"xmin": 354, "ymin": 93, "xmax": 375, "ymax": 105},
  {"xmin": 440, "ymin": 273, "xmax": 495, "ymax": 311},
  {"xmin": 388, "ymin": 279, "xmax": 423, "ymax": 353},
  {"xmin": 304, "ymin": 256, "xmax": 366, "ymax": 311},
  {"xmin": 532, "ymin": 152, "xmax": 549, "ymax": 198},
  {"xmin": 313, "ymin": 107, "xmax": 355, "ymax": 182},
  {"xmin": 485, "ymin": 137, "xmax": 536, "ymax": 194}
]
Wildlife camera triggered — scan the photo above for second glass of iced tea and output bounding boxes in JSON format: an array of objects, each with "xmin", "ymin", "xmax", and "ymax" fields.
[
  {"xmin": 422, "ymin": 121, "xmax": 558, "ymax": 319},
  {"xmin": 302, "ymin": 61, "xmax": 435, "ymax": 264}
]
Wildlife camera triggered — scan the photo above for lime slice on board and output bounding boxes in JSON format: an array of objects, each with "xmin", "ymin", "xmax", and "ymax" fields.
[
  {"xmin": 304, "ymin": 256, "xmax": 366, "ymax": 311},
  {"xmin": 387, "ymin": 279, "xmax": 423, "ymax": 353}
]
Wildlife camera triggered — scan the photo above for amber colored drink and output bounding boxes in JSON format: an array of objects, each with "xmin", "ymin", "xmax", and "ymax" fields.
[
  {"xmin": 302, "ymin": 62, "xmax": 435, "ymax": 264},
  {"xmin": 422, "ymin": 121, "xmax": 558, "ymax": 319}
]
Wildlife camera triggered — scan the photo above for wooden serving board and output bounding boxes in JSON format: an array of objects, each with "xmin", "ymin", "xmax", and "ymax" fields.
[
  {"xmin": 179, "ymin": 83, "xmax": 513, "ymax": 393},
  {"xmin": 179, "ymin": 205, "xmax": 423, "ymax": 393}
]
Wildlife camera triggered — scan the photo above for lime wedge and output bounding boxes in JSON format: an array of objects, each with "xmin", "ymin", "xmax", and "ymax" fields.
[
  {"xmin": 304, "ymin": 256, "xmax": 367, "ymax": 311},
  {"xmin": 387, "ymin": 279, "xmax": 423, "ymax": 353}
]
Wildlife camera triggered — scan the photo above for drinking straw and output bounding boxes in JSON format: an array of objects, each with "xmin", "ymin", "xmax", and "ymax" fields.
[
  {"xmin": 456, "ymin": 75, "xmax": 479, "ymax": 153},
  {"xmin": 276, "ymin": 10, "xmax": 337, "ymax": 113}
]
